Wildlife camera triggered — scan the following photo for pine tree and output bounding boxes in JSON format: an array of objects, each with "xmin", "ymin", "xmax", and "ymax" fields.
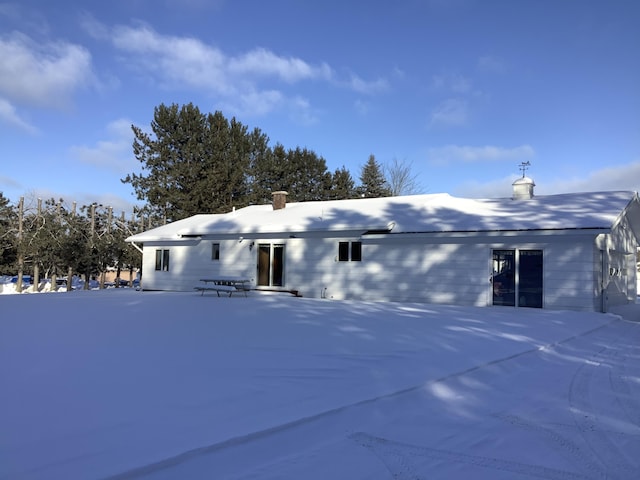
[
  {"xmin": 249, "ymin": 143, "xmax": 287, "ymax": 205},
  {"xmin": 123, "ymin": 104, "xmax": 266, "ymax": 220},
  {"xmin": 0, "ymin": 193, "xmax": 17, "ymax": 274},
  {"xmin": 358, "ymin": 154, "xmax": 391, "ymax": 198},
  {"xmin": 284, "ymin": 147, "xmax": 333, "ymax": 202},
  {"xmin": 330, "ymin": 166, "xmax": 356, "ymax": 199}
]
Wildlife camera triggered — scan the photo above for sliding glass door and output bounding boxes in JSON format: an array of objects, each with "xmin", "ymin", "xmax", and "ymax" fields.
[
  {"xmin": 257, "ymin": 244, "xmax": 285, "ymax": 287},
  {"xmin": 492, "ymin": 249, "xmax": 543, "ymax": 308}
]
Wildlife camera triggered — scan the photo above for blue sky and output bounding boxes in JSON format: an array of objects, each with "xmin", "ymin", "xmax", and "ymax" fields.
[{"xmin": 1, "ymin": 0, "xmax": 639, "ymax": 214}]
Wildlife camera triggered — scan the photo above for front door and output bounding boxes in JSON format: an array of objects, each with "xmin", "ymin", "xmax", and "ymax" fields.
[{"xmin": 257, "ymin": 243, "xmax": 285, "ymax": 287}]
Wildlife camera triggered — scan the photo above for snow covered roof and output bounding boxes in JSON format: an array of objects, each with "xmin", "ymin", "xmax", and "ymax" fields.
[{"xmin": 126, "ymin": 190, "xmax": 639, "ymax": 242}]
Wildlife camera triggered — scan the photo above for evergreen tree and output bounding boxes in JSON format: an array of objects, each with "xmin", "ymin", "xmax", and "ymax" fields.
[
  {"xmin": 330, "ymin": 166, "xmax": 356, "ymax": 200},
  {"xmin": 0, "ymin": 193, "xmax": 17, "ymax": 274},
  {"xmin": 123, "ymin": 104, "xmax": 266, "ymax": 220},
  {"xmin": 249, "ymin": 143, "xmax": 287, "ymax": 205},
  {"xmin": 358, "ymin": 154, "xmax": 391, "ymax": 198},
  {"xmin": 284, "ymin": 147, "xmax": 333, "ymax": 202}
]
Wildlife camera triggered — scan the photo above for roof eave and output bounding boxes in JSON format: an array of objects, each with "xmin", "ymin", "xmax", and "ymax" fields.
[{"xmin": 363, "ymin": 227, "xmax": 611, "ymax": 239}]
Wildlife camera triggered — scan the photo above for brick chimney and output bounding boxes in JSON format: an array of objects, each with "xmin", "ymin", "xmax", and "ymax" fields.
[{"xmin": 272, "ymin": 191, "xmax": 288, "ymax": 210}]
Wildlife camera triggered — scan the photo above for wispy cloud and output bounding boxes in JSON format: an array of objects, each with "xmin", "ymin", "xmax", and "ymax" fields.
[
  {"xmin": 82, "ymin": 17, "xmax": 387, "ymax": 118},
  {"xmin": 539, "ymin": 160, "xmax": 640, "ymax": 194},
  {"xmin": 0, "ymin": 31, "xmax": 95, "ymax": 109},
  {"xmin": 431, "ymin": 72, "xmax": 473, "ymax": 94},
  {"xmin": 345, "ymin": 73, "xmax": 388, "ymax": 95},
  {"xmin": 477, "ymin": 55, "xmax": 506, "ymax": 74},
  {"xmin": 429, "ymin": 98, "xmax": 469, "ymax": 128},
  {"xmin": 0, "ymin": 97, "xmax": 37, "ymax": 134},
  {"xmin": 453, "ymin": 160, "xmax": 640, "ymax": 198},
  {"xmin": 228, "ymin": 47, "xmax": 332, "ymax": 83},
  {"xmin": 428, "ymin": 144, "xmax": 535, "ymax": 165},
  {"xmin": 69, "ymin": 118, "xmax": 134, "ymax": 173}
]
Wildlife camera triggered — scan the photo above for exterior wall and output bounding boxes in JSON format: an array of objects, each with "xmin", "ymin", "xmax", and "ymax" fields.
[
  {"xmin": 139, "ymin": 231, "xmax": 614, "ymax": 312},
  {"xmin": 597, "ymin": 215, "xmax": 639, "ymax": 311},
  {"xmin": 140, "ymin": 238, "xmax": 258, "ymax": 291}
]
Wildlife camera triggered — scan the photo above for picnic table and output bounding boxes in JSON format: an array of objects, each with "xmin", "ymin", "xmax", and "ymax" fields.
[{"xmin": 195, "ymin": 277, "xmax": 251, "ymax": 297}]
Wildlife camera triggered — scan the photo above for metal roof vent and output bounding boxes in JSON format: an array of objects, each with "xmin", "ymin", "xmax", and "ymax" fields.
[
  {"xmin": 512, "ymin": 161, "xmax": 535, "ymax": 200},
  {"xmin": 512, "ymin": 176, "xmax": 535, "ymax": 200}
]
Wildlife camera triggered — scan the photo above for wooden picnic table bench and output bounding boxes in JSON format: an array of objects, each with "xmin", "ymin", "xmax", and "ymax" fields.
[{"xmin": 195, "ymin": 278, "xmax": 251, "ymax": 297}]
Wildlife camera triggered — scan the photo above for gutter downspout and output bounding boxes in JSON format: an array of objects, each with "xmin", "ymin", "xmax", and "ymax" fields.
[
  {"xmin": 601, "ymin": 249, "xmax": 608, "ymax": 313},
  {"xmin": 129, "ymin": 242, "xmax": 143, "ymax": 254}
]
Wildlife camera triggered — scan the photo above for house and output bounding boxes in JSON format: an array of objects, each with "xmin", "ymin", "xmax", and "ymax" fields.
[{"xmin": 126, "ymin": 180, "xmax": 640, "ymax": 312}]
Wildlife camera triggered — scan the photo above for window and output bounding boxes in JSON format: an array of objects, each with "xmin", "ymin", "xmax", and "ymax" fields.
[
  {"xmin": 351, "ymin": 241, "xmax": 362, "ymax": 261},
  {"xmin": 338, "ymin": 242, "xmax": 349, "ymax": 261},
  {"xmin": 155, "ymin": 249, "xmax": 170, "ymax": 271},
  {"xmin": 212, "ymin": 243, "xmax": 220, "ymax": 260},
  {"xmin": 338, "ymin": 241, "xmax": 362, "ymax": 262}
]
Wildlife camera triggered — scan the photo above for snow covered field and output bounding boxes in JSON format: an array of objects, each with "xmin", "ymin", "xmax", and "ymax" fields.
[{"xmin": 1, "ymin": 290, "xmax": 639, "ymax": 479}]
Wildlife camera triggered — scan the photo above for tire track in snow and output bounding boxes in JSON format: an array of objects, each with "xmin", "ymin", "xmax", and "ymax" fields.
[
  {"xmin": 104, "ymin": 320, "xmax": 620, "ymax": 480},
  {"xmin": 350, "ymin": 432, "xmax": 592, "ymax": 480},
  {"xmin": 607, "ymin": 333, "xmax": 640, "ymax": 430},
  {"xmin": 568, "ymin": 337, "xmax": 639, "ymax": 479},
  {"xmin": 496, "ymin": 414, "xmax": 606, "ymax": 479}
]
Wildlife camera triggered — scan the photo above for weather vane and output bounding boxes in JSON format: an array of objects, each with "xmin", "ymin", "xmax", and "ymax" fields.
[{"xmin": 518, "ymin": 161, "xmax": 531, "ymax": 178}]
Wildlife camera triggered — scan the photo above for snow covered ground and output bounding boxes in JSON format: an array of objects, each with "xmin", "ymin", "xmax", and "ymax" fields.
[{"xmin": 1, "ymin": 290, "xmax": 639, "ymax": 479}]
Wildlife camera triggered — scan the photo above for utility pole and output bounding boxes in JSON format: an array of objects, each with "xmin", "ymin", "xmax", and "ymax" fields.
[
  {"xmin": 66, "ymin": 202, "xmax": 76, "ymax": 293},
  {"xmin": 16, "ymin": 197, "xmax": 24, "ymax": 293}
]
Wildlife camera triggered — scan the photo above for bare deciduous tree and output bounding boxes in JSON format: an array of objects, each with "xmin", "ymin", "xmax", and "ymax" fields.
[{"xmin": 384, "ymin": 158, "xmax": 423, "ymax": 196}]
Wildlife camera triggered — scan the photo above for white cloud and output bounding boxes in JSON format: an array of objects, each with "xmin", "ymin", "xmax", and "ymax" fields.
[
  {"xmin": 538, "ymin": 160, "xmax": 640, "ymax": 195},
  {"xmin": 229, "ymin": 89, "xmax": 285, "ymax": 117},
  {"xmin": 431, "ymin": 73, "xmax": 472, "ymax": 94},
  {"xmin": 428, "ymin": 144, "xmax": 535, "ymax": 165},
  {"xmin": 451, "ymin": 176, "xmax": 515, "ymax": 198},
  {"xmin": 451, "ymin": 160, "xmax": 640, "ymax": 199},
  {"xmin": 228, "ymin": 48, "xmax": 332, "ymax": 83},
  {"xmin": 0, "ymin": 173, "xmax": 23, "ymax": 190},
  {"xmin": 0, "ymin": 31, "xmax": 95, "ymax": 109},
  {"xmin": 345, "ymin": 73, "xmax": 389, "ymax": 95},
  {"xmin": 0, "ymin": 97, "xmax": 37, "ymax": 133},
  {"xmin": 477, "ymin": 55, "xmax": 506, "ymax": 74},
  {"xmin": 83, "ymin": 18, "xmax": 386, "ymax": 117},
  {"xmin": 354, "ymin": 99, "xmax": 371, "ymax": 116},
  {"xmin": 69, "ymin": 118, "xmax": 134, "ymax": 173},
  {"xmin": 429, "ymin": 98, "xmax": 469, "ymax": 127}
]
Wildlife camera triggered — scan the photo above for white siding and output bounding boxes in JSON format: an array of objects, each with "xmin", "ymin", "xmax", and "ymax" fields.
[
  {"xmin": 138, "ymin": 221, "xmax": 637, "ymax": 312},
  {"xmin": 140, "ymin": 239, "xmax": 258, "ymax": 292},
  {"xmin": 600, "ymin": 216, "xmax": 639, "ymax": 310}
]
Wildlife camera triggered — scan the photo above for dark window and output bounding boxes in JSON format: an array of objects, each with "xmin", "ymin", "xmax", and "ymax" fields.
[
  {"xmin": 155, "ymin": 249, "xmax": 170, "ymax": 271},
  {"xmin": 162, "ymin": 249, "xmax": 170, "ymax": 271},
  {"xmin": 338, "ymin": 241, "xmax": 362, "ymax": 262},
  {"xmin": 212, "ymin": 243, "xmax": 220, "ymax": 260},
  {"xmin": 338, "ymin": 242, "xmax": 349, "ymax": 261},
  {"xmin": 351, "ymin": 241, "xmax": 362, "ymax": 261}
]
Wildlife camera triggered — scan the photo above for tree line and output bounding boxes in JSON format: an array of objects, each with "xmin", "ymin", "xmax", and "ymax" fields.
[
  {"xmin": 123, "ymin": 103, "xmax": 420, "ymax": 222},
  {"xmin": 0, "ymin": 195, "xmax": 144, "ymax": 292},
  {"xmin": 1, "ymin": 103, "xmax": 421, "ymax": 288}
]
